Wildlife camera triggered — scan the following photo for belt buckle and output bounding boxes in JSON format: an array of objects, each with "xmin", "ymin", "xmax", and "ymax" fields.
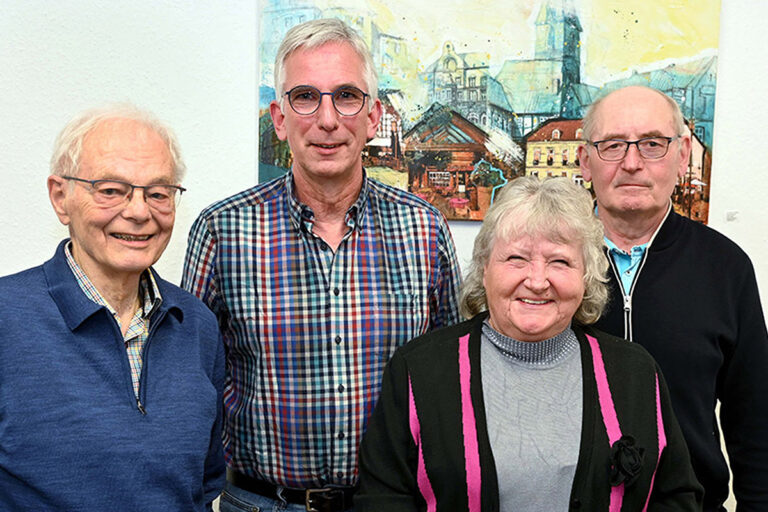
[{"xmin": 305, "ymin": 487, "xmax": 332, "ymax": 512}]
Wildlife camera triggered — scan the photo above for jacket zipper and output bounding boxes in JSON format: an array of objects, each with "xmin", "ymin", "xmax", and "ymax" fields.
[{"xmin": 605, "ymin": 247, "xmax": 650, "ymax": 343}]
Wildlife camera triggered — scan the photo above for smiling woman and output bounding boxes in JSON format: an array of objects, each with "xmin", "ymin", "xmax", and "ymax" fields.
[{"xmin": 356, "ymin": 176, "xmax": 704, "ymax": 511}]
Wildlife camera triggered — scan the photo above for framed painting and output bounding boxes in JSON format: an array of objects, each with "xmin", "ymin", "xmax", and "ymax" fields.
[{"xmin": 259, "ymin": 0, "xmax": 720, "ymax": 222}]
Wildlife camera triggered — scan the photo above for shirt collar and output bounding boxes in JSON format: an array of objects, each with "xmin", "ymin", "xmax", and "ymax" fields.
[
  {"xmin": 596, "ymin": 200, "xmax": 673, "ymax": 253},
  {"xmin": 285, "ymin": 170, "xmax": 369, "ymax": 235},
  {"xmin": 64, "ymin": 241, "xmax": 162, "ymax": 318}
]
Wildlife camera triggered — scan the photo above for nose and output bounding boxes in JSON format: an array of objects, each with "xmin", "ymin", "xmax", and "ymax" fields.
[
  {"xmin": 525, "ymin": 261, "xmax": 549, "ymax": 292},
  {"xmin": 316, "ymin": 94, "xmax": 340, "ymax": 131},
  {"xmin": 620, "ymin": 142, "xmax": 644, "ymax": 173},
  {"xmin": 121, "ymin": 188, "xmax": 152, "ymax": 221}
]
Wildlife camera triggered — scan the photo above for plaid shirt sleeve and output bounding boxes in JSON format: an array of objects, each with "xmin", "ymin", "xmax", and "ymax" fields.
[
  {"xmin": 181, "ymin": 213, "xmax": 224, "ymax": 321},
  {"xmin": 430, "ymin": 213, "xmax": 462, "ymax": 328}
]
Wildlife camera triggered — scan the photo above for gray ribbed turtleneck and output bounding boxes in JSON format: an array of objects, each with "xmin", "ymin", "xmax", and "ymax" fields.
[{"xmin": 481, "ymin": 320, "xmax": 582, "ymax": 511}]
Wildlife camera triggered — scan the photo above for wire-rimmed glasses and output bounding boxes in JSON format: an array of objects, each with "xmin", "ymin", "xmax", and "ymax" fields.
[
  {"xmin": 589, "ymin": 136, "xmax": 681, "ymax": 161},
  {"xmin": 63, "ymin": 177, "xmax": 186, "ymax": 213}
]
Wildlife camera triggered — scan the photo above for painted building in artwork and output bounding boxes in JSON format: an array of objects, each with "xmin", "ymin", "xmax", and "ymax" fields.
[
  {"xmin": 420, "ymin": 42, "xmax": 516, "ymax": 138},
  {"xmin": 523, "ymin": 118, "xmax": 587, "ymax": 186},
  {"xmin": 495, "ymin": 0, "xmax": 583, "ymax": 138},
  {"xmin": 403, "ymin": 103, "xmax": 522, "ymax": 219},
  {"xmin": 595, "ymin": 56, "xmax": 718, "ymax": 147},
  {"xmin": 365, "ymin": 90, "xmax": 405, "ymax": 168}
]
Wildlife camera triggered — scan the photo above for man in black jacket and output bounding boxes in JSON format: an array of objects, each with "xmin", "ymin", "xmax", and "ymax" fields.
[{"xmin": 578, "ymin": 85, "xmax": 768, "ymax": 511}]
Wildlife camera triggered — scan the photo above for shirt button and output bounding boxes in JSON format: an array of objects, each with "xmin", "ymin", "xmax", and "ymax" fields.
[
  {"xmin": 337, "ymin": 384, "xmax": 345, "ymax": 393},
  {"xmin": 337, "ymin": 431, "xmax": 345, "ymax": 439},
  {"xmin": 333, "ymin": 288, "xmax": 340, "ymax": 296},
  {"xmin": 320, "ymin": 242, "xmax": 328, "ymax": 251},
  {"xmin": 334, "ymin": 335, "xmax": 342, "ymax": 344},
  {"xmin": 337, "ymin": 471, "xmax": 343, "ymax": 479}
]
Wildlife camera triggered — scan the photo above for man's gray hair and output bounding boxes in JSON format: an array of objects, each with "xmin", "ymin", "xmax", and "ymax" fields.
[
  {"xmin": 273, "ymin": 18, "xmax": 378, "ymax": 109},
  {"xmin": 50, "ymin": 104, "xmax": 186, "ymax": 182},
  {"xmin": 581, "ymin": 86, "xmax": 686, "ymax": 141},
  {"xmin": 459, "ymin": 176, "xmax": 609, "ymax": 325}
]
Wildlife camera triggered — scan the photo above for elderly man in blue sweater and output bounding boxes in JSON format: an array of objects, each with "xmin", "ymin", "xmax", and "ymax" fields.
[{"xmin": 0, "ymin": 106, "xmax": 225, "ymax": 510}]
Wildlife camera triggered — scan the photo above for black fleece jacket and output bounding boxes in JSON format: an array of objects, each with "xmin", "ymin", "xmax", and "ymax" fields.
[{"xmin": 595, "ymin": 210, "xmax": 768, "ymax": 511}]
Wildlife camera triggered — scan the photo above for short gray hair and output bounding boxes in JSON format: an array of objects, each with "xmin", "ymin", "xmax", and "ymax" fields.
[
  {"xmin": 274, "ymin": 18, "xmax": 378, "ymax": 108},
  {"xmin": 50, "ymin": 104, "xmax": 186, "ymax": 182},
  {"xmin": 459, "ymin": 176, "xmax": 609, "ymax": 325},
  {"xmin": 581, "ymin": 86, "xmax": 686, "ymax": 141}
]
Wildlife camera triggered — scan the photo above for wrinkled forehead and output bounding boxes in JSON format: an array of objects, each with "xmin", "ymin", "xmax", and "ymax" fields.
[
  {"xmin": 80, "ymin": 119, "xmax": 173, "ymax": 178},
  {"xmin": 593, "ymin": 89, "xmax": 677, "ymax": 138}
]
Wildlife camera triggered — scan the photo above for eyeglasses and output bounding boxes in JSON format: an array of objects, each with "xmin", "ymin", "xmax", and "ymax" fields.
[
  {"xmin": 589, "ymin": 136, "xmax": 681, "ymax": 161},
  {"xmin": 63, "ymin": 177, "xmax": 186, "ymax": 213},
  {"xmin": 284, "ymin": 85, "xmax": 369, "ymax": 116}
]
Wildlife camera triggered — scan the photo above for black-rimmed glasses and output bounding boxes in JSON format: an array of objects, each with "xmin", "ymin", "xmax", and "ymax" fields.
[
  {"xmin": 589, "ymin": 136, "xmax": 681, "ymax": 161},
  {"xmin": 63, "ymin": 177, "xmax": 186, "ymax": 213},
  {"xmin": 284, "ymin": 85, "xmax": 369, "ymax": 116}
]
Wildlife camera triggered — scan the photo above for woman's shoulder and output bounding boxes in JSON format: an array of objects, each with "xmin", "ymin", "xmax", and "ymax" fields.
[{"xmin": 396, "ymin": 314, "xmax": 483, "ymax": 361}]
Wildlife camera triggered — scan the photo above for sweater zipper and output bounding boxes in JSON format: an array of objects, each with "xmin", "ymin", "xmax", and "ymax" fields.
[{"xmin": 134, "ymin": 309, "xmax": 166, "ymax": 416}]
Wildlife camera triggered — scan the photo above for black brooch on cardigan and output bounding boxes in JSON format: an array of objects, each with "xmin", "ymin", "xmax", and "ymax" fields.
[{"xmin": 609, "ymin": 435, "xmax": 645, "ymax": 487}]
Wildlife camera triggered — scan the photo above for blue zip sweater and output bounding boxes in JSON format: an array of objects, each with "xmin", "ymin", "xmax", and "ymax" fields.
[{"xmin": 0, "ymin": 240, "xmax": 226, "ymax": 511}]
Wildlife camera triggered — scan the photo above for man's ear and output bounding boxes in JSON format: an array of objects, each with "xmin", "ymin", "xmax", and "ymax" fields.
[
  {"xmin": 48, "ymin": 175, "xmax": 71, "ymax": 226},
  {"xmin": 270, "ymin": 100, "xmax": 288, "ymax": 142},
  {"xmin": 366, "ymin": 98, "xmax": 383, "ymax": 141},
  {"xmin": 577, "ymin": 144, "xmax": 592, "ymax": 182},
  {"xmin": 677, "ymin": 135, "xmax": 692, "ymax": 179}
]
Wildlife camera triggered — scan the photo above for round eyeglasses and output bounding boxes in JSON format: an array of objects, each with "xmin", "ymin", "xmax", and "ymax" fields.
[
  {"xmin": 63, "ymin": 177, "xmax": 186, "ymax": 214},
  {"xmin": 589, "ymin": 136, "xmax": 681, "ymax": 161},
  {"xmin": 284, "ymin": 85, "xmax": 369, "ymax": 116}
]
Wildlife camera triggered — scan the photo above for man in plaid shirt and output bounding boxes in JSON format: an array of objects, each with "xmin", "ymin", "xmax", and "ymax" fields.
[{"xmin": 182, "ymin": 18, "xmax": 461, "ymax": 512}]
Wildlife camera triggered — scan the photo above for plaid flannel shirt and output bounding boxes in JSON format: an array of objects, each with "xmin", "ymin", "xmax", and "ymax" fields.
[{"xmin": 181, "ymin": 173, "xmax": 460, "ymax": 488}]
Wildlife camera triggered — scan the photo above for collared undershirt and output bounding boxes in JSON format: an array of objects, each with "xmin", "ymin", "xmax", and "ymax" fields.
[
  {"xmin": 604, "ymin": 237, "xmax": 648, "ymax": 294},
  {"xmin": 64, "ymin": 242, "xmax": 161, "ymax": 398},
  {"xmin": 595, "ymin": 203, "xmax": 672, "ymax": 295}
]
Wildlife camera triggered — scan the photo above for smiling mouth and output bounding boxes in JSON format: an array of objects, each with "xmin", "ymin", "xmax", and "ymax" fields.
[
  {"xmin": 113, "ymin": 234, "xmax": 152, "ymax": 242},
  {"xmin": 313, "ymin": 143, "xmax": 341, "ymax": 149},
  {"xmin": 520, "ymin": 298, "xmax": 549, "ymax": 305}
]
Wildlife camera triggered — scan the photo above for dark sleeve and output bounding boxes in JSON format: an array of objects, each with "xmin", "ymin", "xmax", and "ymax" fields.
[
  {"xmin": 202, "ymin": 331, "xmax": 227, "ymax": 507},
  {"xmin": 355, "ymin": 350, "xmax": 421, "ymax": 512},
  {"xmin": 719, "ymin": 260, "xmax": 768, "ymax": 511},
  {"xmin": 648, "ymin": 366, "xmax": 705, "ymax": 511}
]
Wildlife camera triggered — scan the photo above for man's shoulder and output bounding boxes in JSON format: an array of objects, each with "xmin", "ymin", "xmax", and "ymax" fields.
[
  {"xmin": 153, "ymin": 271, "xmax": 218, "ymax": 323},
  {"xmin": 195, "ymin": 175, "xmax": 287, "ymax": 221},
  {"xmin": 0, "ymin": 264, "xmax": 45, "ymax": 295},
  {"xmin": 668, "ymin": 212, "xmax": 751, "ymax": 261}
]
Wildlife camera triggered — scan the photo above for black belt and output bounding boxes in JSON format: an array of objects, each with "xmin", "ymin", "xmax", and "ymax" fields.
[{"xmin": 226, "ymin": 469, "xmax": 356, "ymax": 512}]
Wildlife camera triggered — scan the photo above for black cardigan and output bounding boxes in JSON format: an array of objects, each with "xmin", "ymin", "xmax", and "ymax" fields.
[{"xmin": 356, "ymin": 314, "xmax": 703, "ymax": 511}]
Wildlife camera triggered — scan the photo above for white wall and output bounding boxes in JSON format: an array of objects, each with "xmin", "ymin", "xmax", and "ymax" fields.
[{"xmin": 1, "ymin": 1, "xmax": 765, "ymax": 315}]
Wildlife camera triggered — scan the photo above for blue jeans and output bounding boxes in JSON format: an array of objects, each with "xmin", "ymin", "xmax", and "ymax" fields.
[{"xmin": 218, "ymin": 481, "xmax": 355, "ymax": 512}]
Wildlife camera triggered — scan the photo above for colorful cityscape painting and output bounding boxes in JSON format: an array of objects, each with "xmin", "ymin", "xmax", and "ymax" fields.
[{"xmin": 259, "ymin": 0, "xmax": 720, "ymax": 222}]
